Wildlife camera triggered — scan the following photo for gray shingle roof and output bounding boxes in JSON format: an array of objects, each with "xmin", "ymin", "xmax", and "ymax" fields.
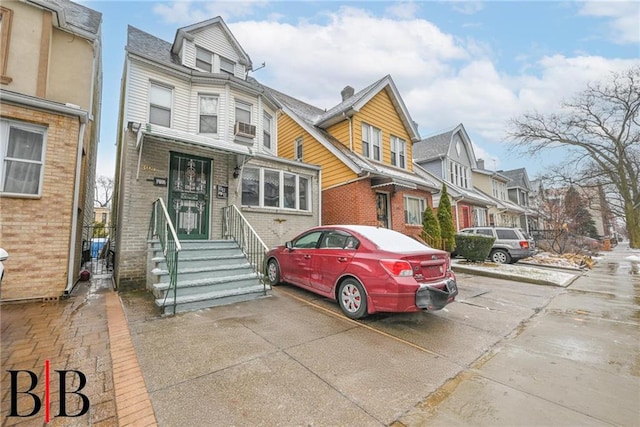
[
  {"xmin": 43, "ymin": 0, "xmax": 102, "ymax": 36},
  {"xmin": 261, "ymin": 85, "xmax": 325, "ymax": 123},
  {"xmin": 499, "ymin": 168, "xmax": 530, "ymax": 189},
  {"xmin": 127, "ymin": 26, "xmax": 180, "ymax": 68},
  {"xmin": 413, "ymin": 128, "xmax": 454, "ymax": 161},
  {"xmin": 315, "ymin": 76, "xmax": 386, "ymax": 124}
]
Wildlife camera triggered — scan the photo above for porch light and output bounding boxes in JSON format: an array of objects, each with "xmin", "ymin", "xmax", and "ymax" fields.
[{"xmin": 233, "ymin": 165, "xmax": 241, "ymax": 179}]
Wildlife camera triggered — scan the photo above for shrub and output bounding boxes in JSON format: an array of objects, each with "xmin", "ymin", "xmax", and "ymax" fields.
[
  {"xmin": 455, "ymin": 234, "xmax": 495, "ymax": 262},
  {"xmin": 437, "ymin": 184, "xmax": 456, "ymax": 252},
  {"xmin": 421, "ymin": 206, "xmax": 441, "ymax": 243}
]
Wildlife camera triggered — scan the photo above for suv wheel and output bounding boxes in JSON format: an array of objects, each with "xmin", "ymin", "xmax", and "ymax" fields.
[{"xmin": 490, "ymin": 249, "xmax": 511, "ymax": 264}]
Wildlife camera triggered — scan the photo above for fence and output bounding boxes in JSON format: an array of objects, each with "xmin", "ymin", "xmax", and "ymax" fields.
[{"xmin": 81, "ymin": 224, "xmax": 116, "ymax": 277}]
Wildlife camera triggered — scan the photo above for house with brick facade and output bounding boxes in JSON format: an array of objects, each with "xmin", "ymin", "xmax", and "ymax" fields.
[
  {"xmin": 413, "ymin": 124, "xmax": 494, "ymax": 231},
  {"xmin": 0, "ymin": 0, "xmax": 102, "ymax": 301},
  {"xmin": 263, "ymin": 75, "xmax": 440, "ymax": 239},
  {"xmin": 112, "ymin": 17, "xmax": 320, "ymax": 304},
  {"xmin": 472, "ymin": 160, "xmax": 525, "ymax": 228}
]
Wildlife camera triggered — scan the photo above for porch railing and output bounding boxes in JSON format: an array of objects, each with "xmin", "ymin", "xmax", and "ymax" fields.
[
  {"xmin": 222, "ymin": 205, "xmax": 269, "ymax": 292},
  {"xmin": 148, "ymin": 198, "xmax": 182, "ymax": 315}
]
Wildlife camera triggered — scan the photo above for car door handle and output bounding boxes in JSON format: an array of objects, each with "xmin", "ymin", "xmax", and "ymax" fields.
[
  {"xmin": 337, "ymin": 257, "xmax": 348, "ymax": 262},
  {"xmin": 303, "ymin": 254, "xmax": 312, "ymax": 259}
]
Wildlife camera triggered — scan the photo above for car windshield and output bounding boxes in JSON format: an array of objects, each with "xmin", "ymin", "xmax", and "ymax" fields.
[{"xmin": 343, "ymin": 226, "xmax": 431, "ymax": 253}]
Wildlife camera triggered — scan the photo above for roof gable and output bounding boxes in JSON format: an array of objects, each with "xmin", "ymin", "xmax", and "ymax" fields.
[
  {"xmin": 414, "ymin": 123, "xmax": 477, "ymax": 168},
  {"xmin": 171, "ymin": 17, "xmax": 252, "ymax": 69},
  {"xmin": 315, "ymin": 75, "xmax": 420, "ymax": 142},
  {"xmin": 499, "ymin": 168, "xmax": 532, "ymax": 190}
]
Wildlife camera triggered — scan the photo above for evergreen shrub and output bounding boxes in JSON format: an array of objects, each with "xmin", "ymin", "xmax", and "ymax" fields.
[{"xmin": 455, "ymin": 234, "xmax": 495, "ymax": 262}]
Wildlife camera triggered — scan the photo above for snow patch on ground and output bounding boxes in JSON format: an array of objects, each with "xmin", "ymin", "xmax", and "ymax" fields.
[
  {"xmin": 625, "ymin": 255, "xmax": 640, "ymax": 262},
  {"xmin": 452, "ymin": 260, "xmax": 578, "ymax": 287}
]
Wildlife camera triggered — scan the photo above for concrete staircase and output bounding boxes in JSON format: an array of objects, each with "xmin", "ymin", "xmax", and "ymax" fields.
[{"xmin": 148, "ymin": 240, "xmax": 268, "ymax": 315}]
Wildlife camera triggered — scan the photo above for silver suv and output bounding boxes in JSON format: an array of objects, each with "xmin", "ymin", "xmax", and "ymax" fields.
[{"xmin": 458, "ymin": 227, "xmax": 535, "ymax": 264}]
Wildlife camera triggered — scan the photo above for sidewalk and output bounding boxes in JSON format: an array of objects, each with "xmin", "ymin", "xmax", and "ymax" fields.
[{"xmin": 0, "ymin": 278, "xmax": 155, "ymax": 426}]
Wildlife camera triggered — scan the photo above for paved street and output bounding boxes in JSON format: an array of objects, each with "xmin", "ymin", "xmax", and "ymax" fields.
[{"xmin": 1, "ymin": 243, "xmax": 638, "ymax": 426}]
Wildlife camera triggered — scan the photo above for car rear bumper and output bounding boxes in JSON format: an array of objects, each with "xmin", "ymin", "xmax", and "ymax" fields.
[
  {"xmin": 509, "ymin": 248, "xmax": 535, "ymax": 260},
  {"xmin": 415, "ymin": 278, "xmax": 458, "ymax": 311}
]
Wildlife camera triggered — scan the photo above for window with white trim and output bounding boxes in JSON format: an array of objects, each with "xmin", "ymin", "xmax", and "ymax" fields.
[
  {"xmin": 241, "ymin": 167, "xmax": 311, "ymax": 211},
  {"xmin": 149, "ymin": 82, "xmax": 172, "ymax": 127},
  {"xmin": 220, "ymin": 56, "xmax": 235, "ymax": 75},
  {"xmin": 195, "ymin": 46, "xmax": 213, "ymax": 72},
  {"xmin": 199, "ymin": 95, "xmax": 218, "ymax": 134},
  {"xmin": 390, "ymin": 136, "xmax": 406, "ymax": 168},
  {"xmin": 404, "ymin": 196, "xmax": 426, "ymax": 225},
  {"xmin": 449, "ymin": 160, "xmax": 469, "ymax": 189},
  {"xmin": 474, "ymin": 207, "xmax": 488, "ymax": 226},
  {"xmin": 492, "ymin": 179, "xmax": 507, "ymax": 200},
  {"xmin": 235, "ymin": 101, "xmax": 252, "ymax": 125},
  {"xmin": 295, "ymin": 137, "xmax": 303, "ymax": 161},
  {"xmin": 1, "ymin": 119, "xmax": 47, "ymax": 196},
  {"xmin": 362, "ymin": 123, "xmax": 381, "ymax": 161},
  {"xmin": 263, "ymin": 112, "xmax": 272, "ymax": 149}
]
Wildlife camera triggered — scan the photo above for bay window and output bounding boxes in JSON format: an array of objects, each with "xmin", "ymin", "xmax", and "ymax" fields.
[{"xmin": 241, "ymin": 167, "xmax": 311, "ymax": 211}]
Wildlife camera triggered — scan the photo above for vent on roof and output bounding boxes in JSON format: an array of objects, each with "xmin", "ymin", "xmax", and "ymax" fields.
[{"xmin": 341, "ymin": 85, "xmax": 354, "ymax": 101}]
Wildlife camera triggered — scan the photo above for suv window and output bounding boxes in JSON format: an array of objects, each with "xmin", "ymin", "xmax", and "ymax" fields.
[
  {"xmin": 496, "ymin": 229, "xmax": 519, "ymax": 239},
  {"xmin": 476, "ymin": 229, "xmax": 494, "ymax": 236}
]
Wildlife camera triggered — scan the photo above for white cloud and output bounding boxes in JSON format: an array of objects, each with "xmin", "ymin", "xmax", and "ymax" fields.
[
  {"xmin": 450, "ymin": 1, "xmax": 485, "ymax": 15},
  {"xmin": 385, "ymin": 2, "xmax": 421, "ymax": 19},
  {"xmin": 578, "ymin": 1, "xmax": 640, "ymax": 44},
  {"xmin": 153, "ymin": 0, "xmax": 269, "ymax": 24}
]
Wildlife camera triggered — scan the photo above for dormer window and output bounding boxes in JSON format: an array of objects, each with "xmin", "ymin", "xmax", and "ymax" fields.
[
  {"xmin": 195, "ymin": 46, "xmax": 213, "ymax": 72},
  {"xmin": 220, "ymin": 56, "xmax": 235, "ymax": 75}
]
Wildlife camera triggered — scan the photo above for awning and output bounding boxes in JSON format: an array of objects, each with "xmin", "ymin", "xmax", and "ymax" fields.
[{"xmin": 370, "ymin": 177, "xmax": 417, "ymax": 190}]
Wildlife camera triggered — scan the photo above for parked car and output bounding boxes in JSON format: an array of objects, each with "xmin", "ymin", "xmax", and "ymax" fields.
[
  {"xmin": 265, "ymin": 225, "xmax": 458, "ymax": 319},
  {"xmin": 0, "ymin": 248, "xmax": 8, "ymax": 284},
  {"xmin": 458, "ymin": 227, "xmax": 535, "ymax": 264}
]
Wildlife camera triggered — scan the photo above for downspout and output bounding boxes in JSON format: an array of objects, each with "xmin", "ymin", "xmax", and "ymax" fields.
[
  {"xmin": 64, "ymin": 120, "xmax": 87, "ymax": 295},
  {"xmin": 318, "ymin": 168, "xmax": 322, "ymax": 226},
  {"xmin": 346, "ymin": 113, "xmax": 353, "ymax": 151}
]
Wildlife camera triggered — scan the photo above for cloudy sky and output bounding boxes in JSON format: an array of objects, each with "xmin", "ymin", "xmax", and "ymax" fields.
[{"xmin": 85, "ymin": 0, "xmax": 640, "ymax": 180}]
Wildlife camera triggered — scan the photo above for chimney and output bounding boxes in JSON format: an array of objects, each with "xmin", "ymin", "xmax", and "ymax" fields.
[
  {"xmin": 477, "ymin": 158, "xmax": 485, "ymax": 169},
  {"xmin": 341, "ymin": 85, "xmax": 354, "ymax": 101}
]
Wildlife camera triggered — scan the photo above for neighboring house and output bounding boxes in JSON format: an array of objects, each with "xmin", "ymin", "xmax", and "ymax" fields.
[
  {"xmin": 413, "ymin": 124, "xmax": 494, "ymax": 230},
  {"xmin": 473, "ymin": 159, "xmax": 525, "ymax": 227},
  {"xmin": 265, "ymin": 75, "xmax": 440, "ymax": 239},
  {"xmin": 0, "ymin": 0, "xmax": 102, "ymax": 300},
  {"xmin": 94, "ymin": 206, "xmax": 111, "ymax": 225},
  {"xmin": 499, "ymin": 168, "xmax": 537, "ymax": 233},
  {"xmin": 112, "ymin": 17, "xmax": 320, "ymax": 291}
]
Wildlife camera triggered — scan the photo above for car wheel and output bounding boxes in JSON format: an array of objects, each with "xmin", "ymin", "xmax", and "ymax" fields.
[
  {"xmin": 266, "ymin": 258, "xmax": 281, "ymax": 286},
  {"xmin": 338, "ymin": 278, "xmax": 367, "ymax": 319},
  {"xmin": 490, "ymin": 249, "xmax": 511, "ymax": 264}
]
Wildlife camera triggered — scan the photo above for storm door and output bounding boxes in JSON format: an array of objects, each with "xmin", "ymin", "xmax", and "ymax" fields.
[
  {"xmin": 168, "ymin": 152, "xmax": 211, "ymax": 240},
  {"xmin": 376, "ymin": 192, "xmax": 390, "ymax": 228}
]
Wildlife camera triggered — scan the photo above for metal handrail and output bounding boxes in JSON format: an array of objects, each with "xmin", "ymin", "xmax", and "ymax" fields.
[
  {"xmin": 148, "ymin": 198, "xmax": 181, "ymax": 315},
  {"xmin": 222, "ymin": 205, "xmax": 269, "ymax": 292}
]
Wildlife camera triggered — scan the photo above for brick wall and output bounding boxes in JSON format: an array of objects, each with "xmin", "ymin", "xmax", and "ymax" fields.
[
  {"xmin": 0, "ymin": 105, "xmax": 81, "ymax": 300},
  {"xmin": 322, "ymin": 179, "xmax": 433, "ymax": 238}
]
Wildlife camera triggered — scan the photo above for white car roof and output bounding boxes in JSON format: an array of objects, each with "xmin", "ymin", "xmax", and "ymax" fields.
[{"xmin": 332, "ymin": 225, "xmax": 432, "ymax": 252}]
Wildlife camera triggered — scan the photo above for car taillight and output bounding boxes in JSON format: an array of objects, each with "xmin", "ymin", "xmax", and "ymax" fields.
[
  {"xmin": 380, "ymin": 259, "xmax": 413, "ymax": 277},
  {"xmin": 520, "ymin": 241, "xmax": 529, "ymax": 249}
]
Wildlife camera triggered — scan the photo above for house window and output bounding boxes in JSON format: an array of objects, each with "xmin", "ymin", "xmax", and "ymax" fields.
[
  {"xmin": 474, "ymin": 208, "xmax": 487, "ymax": 226},
  {"xmin": 149, "ymin": 82, "xmax": 172, "ymax": 127},
  {"xmin": 199, "ymin": 95, "xmax": 218, "ymax": 134},
  {"xmin": 220, "ymin": 56, "xmax": 235, "ymax": 74},
  {"xmin": 0, "ymin": 119, "xmax": 47, "ymax": 197},
  {"xmin": 404, "ymin": 196, "xmax": 426, "ymax": 225},
  {"xmin": 362, "ymin": 123, "xmax": 381, "ymax": 161},
  {"xmin": 101, "ymin": 213, "xmax": 107, "ymax": 223},
  {"xmin": 263, "ymin": 112, "xmax": 272, "ymax": 149},
  {"xmin": 449, "ymin": 161, "xmax": 469, "ymax": 189},
  {"xmin": 0, "ymin": 7, "xmax": 13, "ymax": 84},
  {"xmin": 390, "ymin": 136, "xmax": 406, "ymax": 168},
  {"xmin": 235, "ymin": 101, "xmax": 252, "ymax": 125},
  {"xmin": 295, "ymin": 137, "xmax": 303, "ymax": 161},
  {"xmin": 195, "ymin": 46, "xmax": 213, "ymax": 72},
  {"xmin": 241, "ymin": 167, "xmax": 311, "ymax": 211}
]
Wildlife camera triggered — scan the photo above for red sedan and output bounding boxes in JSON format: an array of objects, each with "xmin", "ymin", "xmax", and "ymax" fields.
[{"xmin": 265, "ymin": 225, "xmax": 458, "ymax": 319}]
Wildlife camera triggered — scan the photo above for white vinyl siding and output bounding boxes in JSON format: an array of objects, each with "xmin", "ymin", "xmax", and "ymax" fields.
[
  {"xmin": 188, "ymin": 26, "xmax": 246, "ymax": 78},
  {"xmin": 0, "ymin": 119, "xmax": 47, "ymax": 197}
]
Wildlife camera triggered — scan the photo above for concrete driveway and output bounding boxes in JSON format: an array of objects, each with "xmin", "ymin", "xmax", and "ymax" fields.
[{"xmin": 121, "ymin": 255, "xmax": 578, "ymax": 426}]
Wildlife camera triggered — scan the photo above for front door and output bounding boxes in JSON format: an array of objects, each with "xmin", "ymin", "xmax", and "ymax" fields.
[
  {"xmin": 168, "ymin": 152, "xmax": 211, "ymax": 240},
  {"xmin": 376, "ymin": 192, "xmax": 390, "ymax": 228}
]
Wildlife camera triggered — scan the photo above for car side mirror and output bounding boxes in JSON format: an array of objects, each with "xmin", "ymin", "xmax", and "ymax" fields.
[
  {"xmin": 0, "ymin": 248, "xmax": 8, "ymax": 262},
  {"xmin": 285, "ymin": 241, "xmax": 293, "ymax": 251}
]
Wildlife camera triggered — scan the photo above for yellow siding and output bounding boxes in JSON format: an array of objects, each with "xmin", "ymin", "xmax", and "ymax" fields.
[
  {"xmin": 326, "ymin": 121, "xmax": 350, "ymax": 147},
  {"xmin": 277, "ymin": 114, "xmax": 356, "ymax": 189},
  {"xmin": 350, "ymin": 89, "xmax": 414, "ymax": 172}
]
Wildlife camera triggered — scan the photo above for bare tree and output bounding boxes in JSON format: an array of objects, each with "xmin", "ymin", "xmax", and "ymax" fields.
[
  {"xmin": 94, "ymin": 175, "xmax": 113, "ymax": 208},
  {"xmin": 507, "ymin": 66, "xmax": 640, "ymax": 248}
]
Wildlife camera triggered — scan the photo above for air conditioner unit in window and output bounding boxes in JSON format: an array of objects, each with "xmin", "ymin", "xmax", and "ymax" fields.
[{"xmin": 234, "ymin": 122, "xmax": 256, "ymax": 138}]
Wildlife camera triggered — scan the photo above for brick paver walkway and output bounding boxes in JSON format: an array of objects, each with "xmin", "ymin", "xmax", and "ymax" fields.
[{"xmin": 1, "ymin": 278, "xmax": 156, "ymax": 426}]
